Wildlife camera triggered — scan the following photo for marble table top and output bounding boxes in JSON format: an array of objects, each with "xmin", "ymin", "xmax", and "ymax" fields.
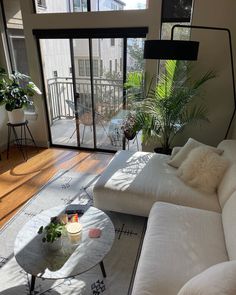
[{"xmin": 14, "ymin": 206, "xmax": 115, "ymax": 279}]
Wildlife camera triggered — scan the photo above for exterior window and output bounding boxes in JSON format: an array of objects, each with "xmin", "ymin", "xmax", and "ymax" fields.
[
  {"xmin": 73, "ymin": 0, "xmax": 87, "ymax": 12},
  {"xmin": 100, "ymin": 59, "xmax": 103, "ymax": 76},
  {"xmin": 73, "ymin": 0, "xmax": 81, "ymax": 11},
  {"xmin": 85, "ymin": 60, "xmax": 90, "ymax": 76},
  {"xmin": 53, "ymin": 70, "xmax": 58, "ymax": 77},
  {"xmin": 115, "ymin": 59, "xmax": 118, "ymax": 73},
  {"xmin": 78, "ymin": 60, "xmax": 85, "ymax": 76},
  {"xmin": 37, "ymin": 0, "xmax": 46, "ymax": 8},
  {"xmin": 111, "ymin": 2, "xmax": 117, "ymax": 10},
  {"xmin": 78, "ymin": 59, "xmax": 98, "ymax": 77},
  {"xmin": 109, "ymin": 60, "xmax": 112, "ymax": 73},
  {"xmin": 120, "ymin": 58, "xmax": 123, "ymax": 72},
  {"xmin": 93, "ymin": 60, "xmax": 98, "ymax": 77},
  {"xmin": 110, "ymin": 38, "xmax": 115, "ymax": 46}
]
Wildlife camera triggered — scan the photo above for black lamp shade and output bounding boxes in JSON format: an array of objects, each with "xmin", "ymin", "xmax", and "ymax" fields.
[{"xmin": 144, "ymin": 40, "xmax": 199, "ymax": 60}]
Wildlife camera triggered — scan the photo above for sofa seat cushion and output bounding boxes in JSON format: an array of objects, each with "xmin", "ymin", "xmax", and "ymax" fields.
[
  {"xmin": 93, "ymin": 151, "xmax": 221, "ymax": 217},
  {"xmin": 177, "ymin": 261, "xmax": 236, "ymax": 295},
  {"xmin": 131, "ymin": 202, "xmax": 228, "ymax": 295}
]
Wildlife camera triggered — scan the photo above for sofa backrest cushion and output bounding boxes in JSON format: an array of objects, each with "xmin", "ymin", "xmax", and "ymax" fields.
[
  {"xmin": 217, "ymin": 140, "xmax": 236, "ymax": 208},
  {"xmin": 177, "ymin": 261, "xmax": 236, "ymax": 295},
  {"xmin": 168, "ymin": 137, "xmax": 223, "ymax": 168},
  {"xmin": 222, "ymin": 191, "xmax": 236, "ymax": 260},
  {"xmin": 218, "ymin": 164, "xmax": 236, "ymax": 208},
  {"xmin": 217, "ymin": 140, "xmax": 236, "ymax": 163}
]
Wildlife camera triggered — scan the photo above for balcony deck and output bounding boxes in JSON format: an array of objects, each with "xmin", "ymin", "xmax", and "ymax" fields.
[{"xmin": 51, "ymin": 118, "xmax": 141, "ymax": 152}]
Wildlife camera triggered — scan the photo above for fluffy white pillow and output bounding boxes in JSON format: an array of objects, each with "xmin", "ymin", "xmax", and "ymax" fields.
[
  {"xmin": 177, "ymin": 146, "xmax": 228, "ymax": 194},
  {"xmin": 178, "ymin": 261, "xmax": 236, "ymax": 295},
  {"xmin": 168, "ymin": 138, "xmax": 223, "ymax": 168}
]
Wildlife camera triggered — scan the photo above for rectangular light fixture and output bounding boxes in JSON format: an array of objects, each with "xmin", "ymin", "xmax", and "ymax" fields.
[{"xmin": 144, "ymin": 40, "xmax": 199, "ymax": 60}]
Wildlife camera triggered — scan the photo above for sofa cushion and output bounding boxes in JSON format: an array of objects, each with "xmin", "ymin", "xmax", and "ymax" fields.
[
  {"xmin": 131, "ymin": 202, "xmax": 228, "ymax": 295},
  {"xmin": 170, "ymin": 146, "xmax": 182, "ymax": 159},
  {"xmin": 178, "ymin": 146, "xmax": 228, "ymax": 194},
  {"xmin": 168, "ymin": 138, "xmax": 223, "ymax": 168},
  {"xmin": 222, "ymin": 191, "xmax": 236, "ymax": 260},
  {"xmin": 93, "ymin": 151, "xmax": 221, "ymax": 217},
  {"xmin": 217, "ymin": 140, "xmax": 236, "ymax": 208},
  {"xmin": 217, "ymin": 140, "xmax": 236, "ymax": 163},
  {"xmin": 217, "ymin": 163, "xmax": 236, "ymax": 209},
  {"xmin": 177, "ymin": 261, "xmax": 236, "ymax": 295}
]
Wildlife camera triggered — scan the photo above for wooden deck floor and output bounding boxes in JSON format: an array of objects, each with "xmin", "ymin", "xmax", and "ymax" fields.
[{"xmin": 0, "ymin": 146, "xmax": 113, "ymax": 228}]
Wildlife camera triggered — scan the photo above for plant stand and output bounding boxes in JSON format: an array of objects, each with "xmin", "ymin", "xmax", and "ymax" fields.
[{"xmin": 7, "ymin": 120, "xmax": 38, "ymax": 161}]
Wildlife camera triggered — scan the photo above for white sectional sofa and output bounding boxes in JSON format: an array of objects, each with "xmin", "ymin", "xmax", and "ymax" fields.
[{"xmin": 94, "ymin": 140, "xmax": 236, "ymax": 295}]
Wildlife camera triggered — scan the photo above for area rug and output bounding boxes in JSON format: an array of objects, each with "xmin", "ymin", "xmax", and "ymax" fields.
[{"xmin": 0, "ymin": 170, "xmax": 146, "ymax": 295}]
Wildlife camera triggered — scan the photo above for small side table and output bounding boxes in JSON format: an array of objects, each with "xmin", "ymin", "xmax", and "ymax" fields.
[{"xmin": 7, "ymin": 120, "xmax": 38, "ymax": 161}]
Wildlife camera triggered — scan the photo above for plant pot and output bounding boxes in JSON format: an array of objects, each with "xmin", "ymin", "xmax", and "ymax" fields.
[
  {"xmin": 154, "ymin": 147, "xmax": 172, "ymax": 155},
  {"xmin": 7, "ymin": 108, "xmax": 25, "ymax": 124},
  {"xmin": 124, "ymin": 130, "xmax": 136, "ymax": 141},
  {"xmin": 45, "ymin": 238, "xmax": 62, "ymax": 252},
  {"xmin": 141, "ymin": 136, "xmax": 159, "ymax": 152}
]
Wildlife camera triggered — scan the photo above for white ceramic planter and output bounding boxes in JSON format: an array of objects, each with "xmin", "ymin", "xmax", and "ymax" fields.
[{"xmin": 7, "ymin": 108, "xmax": 25, "ymax": 124}]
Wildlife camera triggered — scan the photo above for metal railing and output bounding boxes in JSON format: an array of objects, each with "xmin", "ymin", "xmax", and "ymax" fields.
[{"xmin": 47, "ymin": 77, "xmax": 124, "ymax": 122}]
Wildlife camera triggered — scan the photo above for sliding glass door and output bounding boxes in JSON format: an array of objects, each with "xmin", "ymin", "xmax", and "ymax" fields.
[{"xmin": 37, "ymin": 31, "xmax": 146, "ymax": 151}]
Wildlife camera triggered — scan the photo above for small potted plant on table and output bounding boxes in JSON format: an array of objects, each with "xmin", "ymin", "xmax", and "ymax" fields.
[{"xmin": 38, "ymin": 217, "xmax": 66, "ymax": 251}]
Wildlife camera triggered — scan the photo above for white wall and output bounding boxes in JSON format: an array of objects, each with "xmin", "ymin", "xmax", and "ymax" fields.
[
  {"xmin": 0, "ymin": 5, "xmax": 11, "ymax": 151},
  {"xmin": 179, "ymin": 0, "xmax": 236, "ymax": 146}
]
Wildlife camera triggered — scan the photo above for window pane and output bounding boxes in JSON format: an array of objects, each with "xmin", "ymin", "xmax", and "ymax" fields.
[
  {"xmin": 161, "ymin": 22, "xmax": 191, "ymax": 40},
  {"xmin": 90, "ymin": 0, "xmax": 147, "ymax": 11},
  {"xmin": 35, "ymin": 0, "xmax": 146, "ymax": 13},
  {"xmin": 34, "ymin": 0, "xmax": 88, "ymax": 13},
  {"xmin": 162, "ymin": 0, "xmax": 193, "ymax": 22},
  {"xmin": 3, "ymin": 0, "xmax": 29, "ymax": 75}
]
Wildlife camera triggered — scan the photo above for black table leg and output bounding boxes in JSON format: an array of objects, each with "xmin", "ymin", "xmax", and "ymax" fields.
[
  {"xmin": 30, "ymin": 275, "xmax": 36, "ymax": 294},
  {"xmin": 99, "ymin": 261, "xmax": 106, "ymax": 278}
]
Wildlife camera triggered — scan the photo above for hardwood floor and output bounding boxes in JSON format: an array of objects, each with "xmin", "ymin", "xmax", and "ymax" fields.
[{"xmin": 0, "ymin": 146, "xmax": 113, "ymax": 229}]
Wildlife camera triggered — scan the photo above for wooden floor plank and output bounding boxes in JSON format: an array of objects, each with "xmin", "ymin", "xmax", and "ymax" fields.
[{"xmin": 0, "ymin": 146, "xmax": 113, "ymax": 228}]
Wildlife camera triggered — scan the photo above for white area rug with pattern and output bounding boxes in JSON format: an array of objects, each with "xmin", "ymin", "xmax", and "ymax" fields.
[{"xmin": 0, "ymin": 170, "xmax": 146, "ymax": 295}]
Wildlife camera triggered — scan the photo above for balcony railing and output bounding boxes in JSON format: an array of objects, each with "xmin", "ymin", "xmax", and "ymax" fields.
[{"xmin": 47, "ymin": 77, "xmax": 124, "ymax": 123}]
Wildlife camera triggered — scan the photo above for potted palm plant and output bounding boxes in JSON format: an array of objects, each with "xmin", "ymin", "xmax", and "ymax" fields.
[
  {"xmin": 0, "ymin": 67, "xmax": 41, "ymax": 124},
  {"xmin": 124, "ymin": 61, "xmax": 216, "ymax": 153}
]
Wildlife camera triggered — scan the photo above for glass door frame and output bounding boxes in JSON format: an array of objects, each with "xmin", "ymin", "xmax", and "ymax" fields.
[{"xmin": 34, "ymin": 27, "xmax": 148, "ymax": 152}]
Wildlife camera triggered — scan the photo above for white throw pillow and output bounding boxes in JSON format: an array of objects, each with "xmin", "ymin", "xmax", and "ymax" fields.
[
  {"xmin": 177, "ymin": 146, "xmax": 229, "ymax": 194},
  {"xmin": 178, "ymin": 261, "xmax": 236, "ymax": 295},
  {"xmin": 170, "ymin": 146, "xmax": 182, "ymax": 159},
  {"xmin": 168, "ymin": 138, "xmax": 223, "ymax": 168}
]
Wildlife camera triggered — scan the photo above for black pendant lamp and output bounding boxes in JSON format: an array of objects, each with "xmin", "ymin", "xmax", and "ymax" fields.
[
  {"xmin": 144, "ymin": 40, "xmax": 199, "ymax": 60},
  {"xmin": 143, "ymin": 24, "xmax": 236, "ymax": 139}
]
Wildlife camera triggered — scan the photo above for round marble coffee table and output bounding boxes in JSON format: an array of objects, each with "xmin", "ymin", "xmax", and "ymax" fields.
[{"xmin": 14, "ymin": 206, "xmax": 115, "ymax": 294}]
